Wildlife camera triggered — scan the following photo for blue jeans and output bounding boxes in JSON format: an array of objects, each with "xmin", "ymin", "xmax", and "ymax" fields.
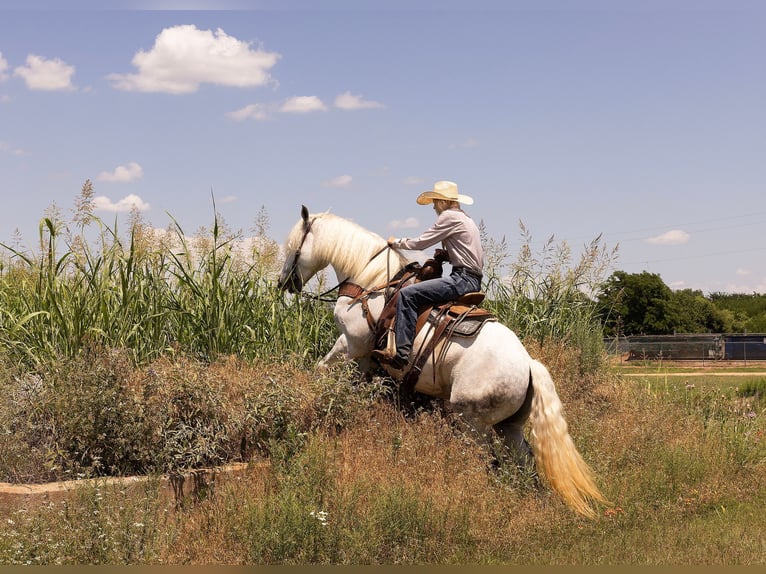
[{"xmin": 393, "ymin": 267, "xmax": 482, "ymax": 361}]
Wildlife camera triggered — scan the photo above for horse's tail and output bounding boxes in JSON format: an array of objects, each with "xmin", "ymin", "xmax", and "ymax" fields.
[{"xmin": 528, "ymin": 359, "xmax": 608, "ymax": 518}]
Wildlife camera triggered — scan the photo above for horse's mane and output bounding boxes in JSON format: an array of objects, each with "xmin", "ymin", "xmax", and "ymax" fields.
[{"xmin": 287, "ymin": 211, "xmax": 409, "ymax": 287}]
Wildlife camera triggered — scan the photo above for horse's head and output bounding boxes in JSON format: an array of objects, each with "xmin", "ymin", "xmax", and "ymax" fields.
[
  {"xmin": 279, "ymin": 205, "xmax": 407, "ymax": 293},
  {"xmin": 278, "ymin": 205, "xmax": 320, "ymax": 293}
]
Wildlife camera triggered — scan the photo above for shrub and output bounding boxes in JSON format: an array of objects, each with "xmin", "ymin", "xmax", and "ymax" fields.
[{"xmin": 0, "ymin": 348, "xmax": 384, "ymax": 483}]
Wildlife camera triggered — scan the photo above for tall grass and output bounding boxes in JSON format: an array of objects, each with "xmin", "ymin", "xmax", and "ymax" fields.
[
  {"xmin": 0, "ymin": 186, "xmax": 764, "ymax": 564},
  {"xmin": 481, "ymin": 221, "xmax": 617, "ymax": 374},
  {"xmin": 0, "ymin": 182, "xmax": 335, "ymax": 370},
  {"xmin": 1, "ymin": 184, "xmax": 613, "ymax": 375}
]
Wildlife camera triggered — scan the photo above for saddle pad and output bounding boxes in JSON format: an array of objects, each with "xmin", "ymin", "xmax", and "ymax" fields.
[{"xmin": 427, "ymin": 307, "xmax": 496, "ymax": 337}]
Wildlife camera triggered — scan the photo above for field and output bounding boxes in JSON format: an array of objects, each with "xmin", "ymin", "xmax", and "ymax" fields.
[
  {"xmin": 1, "ymin": 351, "xmax": 764, "ymax": 565},
  {"xmin": 0, "ymin": 207, "xmax": 763, "ymax": 564}
]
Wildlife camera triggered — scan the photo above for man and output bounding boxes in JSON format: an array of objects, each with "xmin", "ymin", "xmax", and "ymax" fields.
[{"xmin": 371, "ymin": 180, "xmax": 484, "ymax": 371}]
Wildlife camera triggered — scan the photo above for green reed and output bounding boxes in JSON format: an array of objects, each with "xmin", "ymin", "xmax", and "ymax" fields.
[
  {"xmin": 0, "ymin": 184, "xmax": 334, "ymax": 370},
  {"xmin": 481, "ymin": 221, "xmax": 617, "ymax": 374}
]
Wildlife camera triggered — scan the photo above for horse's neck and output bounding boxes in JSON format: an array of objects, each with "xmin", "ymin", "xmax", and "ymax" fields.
[
  {"xmin": 320, "ymin": 218, "xmax": 405, "ymax": 289},
  {"xmin": 333, "ymin": 255, "xmax": 401, "ymax": 290}
]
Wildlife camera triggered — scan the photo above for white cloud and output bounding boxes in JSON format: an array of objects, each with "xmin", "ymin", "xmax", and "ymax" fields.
[
  {"xmin": 403, "ymin": 176, "xmax": 426, "ymax": 185},
  {"xmin": 96, "ymin": 162, "xmax": 144, "ymax": 183},
  {"xmin": 449, "ymin": 138, "xmax": 479, "ymax": 150},
  {"xmin": 228, "ymin": 96, "xmax": 327, "ymax": 121},
  {"xmin": 13, "ymin": 54, "xmax": 76, "ymax": 91},
  {"xmin": 93, "ymin": 194, "xmax": 150, "ymax": 213},
  {"xmin": 107, "ymin": 25, "xmax": 280, "ymax": 94},
  {"xmin": 323, "ymin": 174, "xmax": 352, "ymax": 188},
  {"xmin": 280, "ymin": 96, "xmax": 327, "ymax": 114},
  {"xmin": 228, "ymin": 93, "xmax": 376, "ymax": 122},
  {"xmin": 646, "ymin": 229, "xmax": 690, "ymax": 245},
  {"xmin": 736, "ymin": 268, "xmax": 752, "ymax": 276},
  {"xmin": 219, "ymin": 195, "xmax": 237, "ymax": 203},
  {"xmin": 226, "ymin": 103, "xmax": 271, "ymax": 121},
  {"xmin": 334, "ymin": 91, "xmax": 384, "ymax": 110},
  {"xmin": 0, "ymin": 52, "xmax": 8, "ymax": 82},
  {"xmin": 390, "ymin": 217, "xmax": 420, "ymax": 230},
  {"xmin": 0, "ymin": 141, "xmax": 24, "ymax": 156},
  {"xmin": 721, "ymin": 279, "xmax": 766, "ymax": 294}
]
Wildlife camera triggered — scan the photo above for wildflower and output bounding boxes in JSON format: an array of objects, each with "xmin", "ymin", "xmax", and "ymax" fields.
[{"xmin": 310, "ymin": 510, "xmax": 329, "ymax": 526}]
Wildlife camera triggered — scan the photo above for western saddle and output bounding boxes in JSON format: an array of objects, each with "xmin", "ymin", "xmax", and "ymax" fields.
[{"xmin": 339, "ymin": 253, "xmax": 496, "ymax": 385}]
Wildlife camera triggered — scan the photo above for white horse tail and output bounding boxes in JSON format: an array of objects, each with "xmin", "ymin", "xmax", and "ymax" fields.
[{"xmin": 528, "ymin": 359, "xmax": 607, "ymax": 518}]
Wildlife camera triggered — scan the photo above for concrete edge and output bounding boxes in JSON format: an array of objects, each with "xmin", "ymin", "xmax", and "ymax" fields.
[{"xmin": 0, "ymin": 462, "xmax": 263, "ymax": 512}]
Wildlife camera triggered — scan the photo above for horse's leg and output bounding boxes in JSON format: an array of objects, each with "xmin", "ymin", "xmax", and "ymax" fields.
[
  {"xmin": 493, "ymin": 418, "xmax": 535, "ymax": 472},
  {"xmin": 318, "ymin": 334, "xmax": 377, "ymax": 381},
  {"xmin": 447, "ymin": 407, "xmax": 496, "ymax": 452},
  {"xmin": 317, "ymin": 334, "xmax": 349, "ymax": 369},
  {"xmin": 493, "ymin": 375, "xmax": 535, "ymax": 472}
]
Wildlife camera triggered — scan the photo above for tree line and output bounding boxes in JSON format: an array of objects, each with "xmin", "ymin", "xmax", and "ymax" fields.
[{"xmin": 597, "ymin": 270, "xmax": 766, "ymax": 336}]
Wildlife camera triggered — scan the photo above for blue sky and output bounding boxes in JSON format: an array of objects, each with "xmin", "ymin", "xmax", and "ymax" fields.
[{"xmin": 1, "ymin": 0, "xmax": 764, "ymax": 294}]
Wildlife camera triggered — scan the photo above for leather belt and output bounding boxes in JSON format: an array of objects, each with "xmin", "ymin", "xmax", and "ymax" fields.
[{"xmin": 452, "ymin": 266, "xmax": 483, "ymax": 281}]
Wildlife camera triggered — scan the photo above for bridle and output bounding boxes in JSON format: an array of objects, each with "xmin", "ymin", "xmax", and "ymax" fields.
[
  {"xmin": 289, "ymin": 213, "xmax": 314, "ymax": 278},
  {"xmin": 283, "ymin": 211, "xmax": 398, "ymax": 303}
]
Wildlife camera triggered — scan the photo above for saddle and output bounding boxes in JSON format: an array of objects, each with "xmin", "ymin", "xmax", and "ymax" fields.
[
  {"xmin": 374, "ymin": 285, "xmax": 495, "ymax": 386},
  {"xmin": 340, "ymin": 251, "xmax": 496, "ymax": 385},
  {"xmin": 403, "ymin": 294, "xmax": 496, "ymax": 386}
]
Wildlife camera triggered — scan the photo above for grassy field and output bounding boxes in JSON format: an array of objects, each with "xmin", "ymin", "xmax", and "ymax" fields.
[
  {"xmin": 1, "ymin": 351, "xmax": 764, "ymax": 565},
  {"xmin": 0, "ymin": 204, "xmax": 763, "ymax": 564},
  {"xmin": 613, "ymin": 360, "xmax": 766, "ymax": 393}
]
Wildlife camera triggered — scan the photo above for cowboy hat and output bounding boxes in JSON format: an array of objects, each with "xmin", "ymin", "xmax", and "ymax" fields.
[{"xmin": 416, "ymin": 180, "xmax": 474, "ymax": 205}]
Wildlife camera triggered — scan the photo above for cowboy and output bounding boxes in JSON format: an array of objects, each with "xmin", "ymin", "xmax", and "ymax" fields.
[{"xmin": 371, "ymin": 180, "xmax": 484, "ymax": 371}]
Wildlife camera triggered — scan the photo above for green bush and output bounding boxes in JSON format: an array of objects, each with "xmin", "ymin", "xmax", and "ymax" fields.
[{"xmin": 0, "ymin": 349, "xmax": 382, "ymax": 483}]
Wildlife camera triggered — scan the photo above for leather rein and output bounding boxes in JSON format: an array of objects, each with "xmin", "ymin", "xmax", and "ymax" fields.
[{"xmin": 292, "ymin": 221, "xmax": 402, "ymax": 309}]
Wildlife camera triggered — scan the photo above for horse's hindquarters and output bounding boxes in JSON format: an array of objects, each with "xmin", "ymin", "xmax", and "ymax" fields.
[{"xmin": 415, "ymin": 322, "xmax": 533, "ymax": 424}]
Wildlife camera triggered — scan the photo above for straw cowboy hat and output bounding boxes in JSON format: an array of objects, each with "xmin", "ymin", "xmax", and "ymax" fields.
[{"xmin": 416, "ymin": 180, "xmax": 474, "ymax": 205}]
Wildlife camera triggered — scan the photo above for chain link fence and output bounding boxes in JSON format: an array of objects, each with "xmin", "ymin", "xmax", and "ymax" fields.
[{"xmin": 605, "ymin": 334, "xmax": 766, "ymax": 362}]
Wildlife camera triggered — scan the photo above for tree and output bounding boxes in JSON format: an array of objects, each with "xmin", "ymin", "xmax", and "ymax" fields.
[
  {"xmin": 597, "ymin": 271, "xmax": 675, "ymax": 336},
  {"xmin": 669, "ymin": 289, "xmax": 734, "ymax": 333},
  {"xmin": 709, "ymin": 292, "xmax": 766, "ymax": 332},
  {"xmin": 598, "ymin": 272, "xmax": 744, "ymax": 336}
]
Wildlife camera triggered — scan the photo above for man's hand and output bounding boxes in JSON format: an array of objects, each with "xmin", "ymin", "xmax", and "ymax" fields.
[{"xmin": 387, "ymin": 236, "xmax": 397, "ymax": 247}]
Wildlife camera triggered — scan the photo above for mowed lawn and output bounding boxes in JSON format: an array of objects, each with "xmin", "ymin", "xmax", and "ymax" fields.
[{"xmin": 613, "ymin": 360, "xmax": 766, "ymax": 387}]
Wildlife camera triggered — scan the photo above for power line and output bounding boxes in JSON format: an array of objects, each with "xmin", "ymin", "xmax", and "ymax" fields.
[{"xmin": 620, "ymin": 245, "xmax": 766, "ymax": 266}]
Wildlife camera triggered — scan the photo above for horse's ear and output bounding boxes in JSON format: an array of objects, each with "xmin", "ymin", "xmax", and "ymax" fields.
[{"xmin": 301, "ymin": 205, "xmax": 309, "ymax": 225}]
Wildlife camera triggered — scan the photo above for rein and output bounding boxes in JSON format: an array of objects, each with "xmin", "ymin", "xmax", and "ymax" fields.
[{"xmin": 296, "ymin": 236, "xmax": 399, "ymax": 304}]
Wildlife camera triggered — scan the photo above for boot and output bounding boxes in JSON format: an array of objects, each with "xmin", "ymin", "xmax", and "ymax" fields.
[{"xmin": 370, "ymin": 349, "xmax": 408, "ymax": 370}]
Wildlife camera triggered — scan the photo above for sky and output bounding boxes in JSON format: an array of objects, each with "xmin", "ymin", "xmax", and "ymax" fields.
[{"xmin": 0, "ymin": 0, "xmax": 764, "ymax": 295}]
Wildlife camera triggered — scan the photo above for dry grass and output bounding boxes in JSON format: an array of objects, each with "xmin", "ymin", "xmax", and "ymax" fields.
[
  {"xmin": 0, "ymin": 195, "xmax": 763, "ymax": 564},
  {"xmin": 2, "ymin": 349, "xmax": 764, "ymax": 564}
]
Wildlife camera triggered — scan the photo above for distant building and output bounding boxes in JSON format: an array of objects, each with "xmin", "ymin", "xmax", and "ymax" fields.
[
  {"xmin": 605, "ymin": 333, "xmax": 766, "ymax": 361},
  {"xmin": 724, "ymin": 334, "xmax": 766, "ymax": 360}
]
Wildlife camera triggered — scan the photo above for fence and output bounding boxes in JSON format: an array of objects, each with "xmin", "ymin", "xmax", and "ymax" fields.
[{"xmin": 605, "ymin": 334, "xmax": 766, "ymax": 362}]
